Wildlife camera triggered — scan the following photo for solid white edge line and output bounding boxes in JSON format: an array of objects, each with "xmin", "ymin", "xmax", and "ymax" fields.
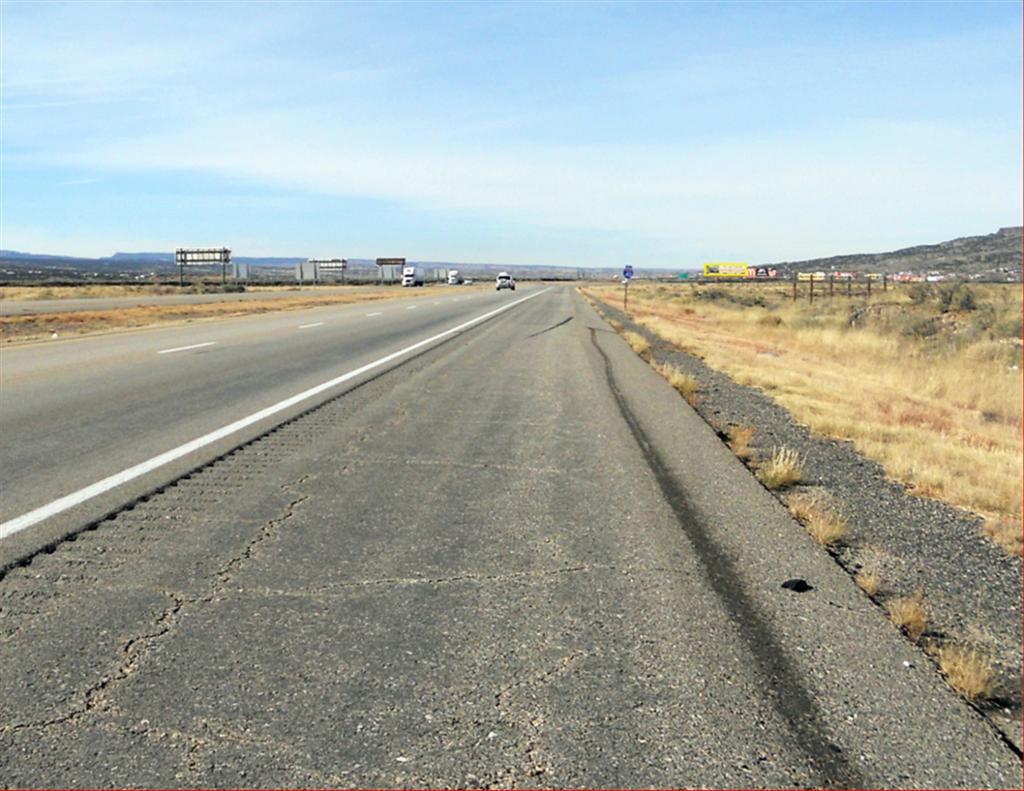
[
  {"xmin": 0, "ymin": 288, "xmax": 550, "ymax": 540},
  {"xmin": 157, "ymin": 341, "xmax": 216, "ymax": 355},
  {"xmin": 298, "ymin": 322, "xmax": 325, "ymax": 329}
]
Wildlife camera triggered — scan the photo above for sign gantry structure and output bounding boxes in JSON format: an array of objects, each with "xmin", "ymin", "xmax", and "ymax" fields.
[{"xmin": 175, "ymin": 247, "xmax": 232, "ymax": 287}]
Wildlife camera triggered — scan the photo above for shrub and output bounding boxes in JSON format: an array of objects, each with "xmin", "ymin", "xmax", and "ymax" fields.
[
  {"xmin": 994, "ymin": 315, "xmax": 1023, "ymax": 339},
  {"xmin": 900, "ymin": 316, "xmax": 940, "ymax": 339},
  {"xmin": 907, "ymin": 284, "xmax": 933, "ymax": 304},
  {"xmin": 952, "ymin": 286, "xmax": 976, "ymax": 312}
]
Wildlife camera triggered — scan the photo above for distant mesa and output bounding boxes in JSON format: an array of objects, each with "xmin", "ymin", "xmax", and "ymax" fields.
[{"xmin": 1, "ymin": 226, "xmax": 1020, "ymax": 282}]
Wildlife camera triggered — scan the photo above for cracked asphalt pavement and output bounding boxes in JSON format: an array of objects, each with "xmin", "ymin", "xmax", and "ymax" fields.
[{"xmin": 1, "ymin": 287, "xmax": 1020, "ymax": 788}]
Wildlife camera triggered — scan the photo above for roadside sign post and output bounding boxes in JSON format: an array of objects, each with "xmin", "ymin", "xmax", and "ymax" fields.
[
  {"xmin": 622, "ymin": 265, "xmax": 634, "ymax": 313},
  {"xmin": 176, "ymin": 247, "xmax": 231, "ymax": 288}
]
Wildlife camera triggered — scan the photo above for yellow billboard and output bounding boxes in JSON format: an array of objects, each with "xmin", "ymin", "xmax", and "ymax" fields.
[{"xmin": 704, "ymin": 262, "xmax": 748, "ymax": 277}]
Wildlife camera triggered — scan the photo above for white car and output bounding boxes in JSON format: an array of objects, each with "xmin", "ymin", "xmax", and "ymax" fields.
[{"xmin": 496, "ymin": 272, "xmax": 516, "ymax": 291}]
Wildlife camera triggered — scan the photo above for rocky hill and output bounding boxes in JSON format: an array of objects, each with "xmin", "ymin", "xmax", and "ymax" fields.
[{"xmin": 769, "ymin": 226, "xmax": 1022, "ymax": 279}]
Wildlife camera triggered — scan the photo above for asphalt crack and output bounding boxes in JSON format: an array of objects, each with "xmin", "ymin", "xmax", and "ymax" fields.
[{"xmin": 0, "ymin": 481, "xmax": 312, "ymax": 738}]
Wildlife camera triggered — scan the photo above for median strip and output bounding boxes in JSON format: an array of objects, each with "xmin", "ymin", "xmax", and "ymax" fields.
[{"xmin": 0, "ymin": 288, "xmax": 549, "ymax": 541}]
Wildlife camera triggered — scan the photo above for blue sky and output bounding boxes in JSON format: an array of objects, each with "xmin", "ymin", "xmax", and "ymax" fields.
[{"xmin": 1, "ymin": 0, "xmax": 1021, "ymax": 267}]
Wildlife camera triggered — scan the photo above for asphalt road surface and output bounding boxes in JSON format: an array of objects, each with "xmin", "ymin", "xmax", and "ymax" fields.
[{"xmin": 1, "ymin": 287, "xmax": 1019, "ymax": 788}]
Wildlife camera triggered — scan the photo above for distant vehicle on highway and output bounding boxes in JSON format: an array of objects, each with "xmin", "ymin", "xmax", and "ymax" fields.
[
  {"xmin": 401, "ymin": 265, "xmax": 425, "ymax": 287},
  {"xmin": 464, "ymin": 278, "xmax": 474, "ymax": 285},
  {"xmin": 447, "ymin": 270, "xmax": 463, "ymax": 285},
  {"xmin": 496, "ymin": 272, "xmax": 516, "ymax": 291}
]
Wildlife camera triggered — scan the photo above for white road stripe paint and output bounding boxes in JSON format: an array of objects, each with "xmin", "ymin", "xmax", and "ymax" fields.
[
  {"xmin": 406, "ymin": 305, "xmax": 418, "ymax": 310},
  {"xmin": 298, "ymin": 322, "xmax": 325, "ymax": 329},
  {"xmin": 157, "ymin": 342, "xmax": 216, "ymax": 355},
  {"xmin": 366, "ymin": 312, "xmax": 383, "ymax": 317},
  {"xmin": 0, "ymin": 288, "xmax": 550, "ymax": 540}
]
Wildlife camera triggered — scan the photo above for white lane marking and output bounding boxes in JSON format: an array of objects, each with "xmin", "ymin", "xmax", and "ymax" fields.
[
  {"xmin": 434, "ymin": 301, "xmax": 441, "ymax": 305},
  {"xmin": 0, "ymin": 288, "xmax": 550, "ymax": 540},
  {"xmin": 157, "ymin": 342, "xmax": 216, "ymax": 355},
  {"xmin": 366, "ymin": 311, "xmax": 383, "ymax": 317},
  {"xmin": 298, "ymin": 322, "xmax": 325, "ymax": 329},
  {"xmin": 406, "ymin": 305, "xmax": 418, "ymax": 310}
]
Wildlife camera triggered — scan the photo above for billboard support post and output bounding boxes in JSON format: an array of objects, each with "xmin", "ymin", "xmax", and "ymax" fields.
[{"xmin": 176, "ymin": 248, "xmax": 231, "ymax": 289}]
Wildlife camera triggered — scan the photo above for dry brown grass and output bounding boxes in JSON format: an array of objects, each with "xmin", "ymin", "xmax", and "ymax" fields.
[
  {"xmin": 653, "ymin": 362, "xmax": 700, "ymax": 406},
  {"xmin": 757, "ymin": 446, "xmax": 804, "ymax": 489},
  {"xmin": 0, "ymin": 284, "xmax": 180, "ymax": 301},
  {"xmin": 855, "ymin": 568, "xmax": 881, "ymax": 596},
  {"xmin": 786, "ymin": 492, "xmax": 848, "ymax": 546},
  {"xmin": 983, "ymin": 517, "xmax": 1022, "ymax": 557},
  {"xmin": 581, "ymin": 283, "xmax": 1022, "ymax": 539},
  {"xmin": 608, "ymin": 319, "xmax": 624, "ymax": 332},
  {"xmin": 725, "ymin": 424, "xmax": 756, "ymax": 459},
  {"xmin": 886, "ymin": 589, "xmax": 928, "ymax": 641},
  {"xmin": 933, "ymin": 643, "xmax": 997, "ymax": 701},
  {"xmin": 622, "ymin": 331, "xmax": 651, "ymax": 360},
  {"xmin": 0, "ymin": 286, "xmax": 450, "ymax": 343}
]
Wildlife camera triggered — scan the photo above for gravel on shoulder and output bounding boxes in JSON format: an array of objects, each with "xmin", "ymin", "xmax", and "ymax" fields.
[{"xmin": 591, "ymin": 294, "xmax": 1023, "ymax": 749}]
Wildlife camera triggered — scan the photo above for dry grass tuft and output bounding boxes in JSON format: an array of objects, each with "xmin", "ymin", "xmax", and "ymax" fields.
[
  {"xmin": 581, "ymin": 283, "xmax": 1022, "ymax": 526},
  {"xmin": 622, "ymin": 331, "xmax": 651, "ymax": 360},
  {"xmin": 757, "ymin": 446, "xmax": 804, "ymax": 489},
  {"xmin": 886, "ymin": 589, "xmax": 928, "ymax": 641},
  {"xmin": 608, "ymin": 319, "xmax": 624, "ymax": 333},
  {"xmin": 726, "ymin": 424, "xmax": 756, "ymax": 459},
  {"xmin": 934, "ymin": 643, "xmax": 997, "ymax": 701},
  {"xmin": 654, "ymin": 362, "xmax": 701, "ymax": 406},
  {"xmin": 787, "ymin": 492, "xmax": 848, "ymax": 546},
  {"xmin": 983, "ymin": 516, "xmax": 1022, "ymax": 557},
  {"xmin": 855, "ymin": 568, "xmax": 881, "ymax": 596}
]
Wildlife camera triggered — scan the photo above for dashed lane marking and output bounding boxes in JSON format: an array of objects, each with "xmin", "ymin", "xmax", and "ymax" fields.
[
  {"xmin": 0, "ymin": 288, "xmax": 550, "ymax": 540},
  {"xmin": 157, "ymin": 342, "xmax": 216, "ymax": 355}
]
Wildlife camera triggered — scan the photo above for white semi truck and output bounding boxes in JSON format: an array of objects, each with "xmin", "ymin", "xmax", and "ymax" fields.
[
  {"xmin": 401, "ymin": 265, "xmax": 425, "ymax": 287},
  {"xmin": 447, "ymin": 270, "xmax": 463, "ymax": 285}
]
